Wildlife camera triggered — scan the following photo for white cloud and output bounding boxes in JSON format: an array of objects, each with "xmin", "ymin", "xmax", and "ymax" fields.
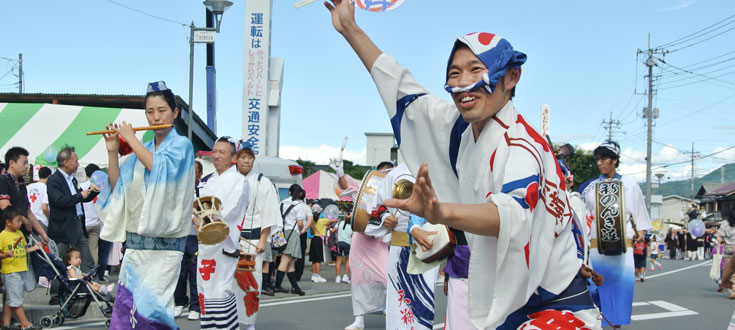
[{"xmin": 279, "ymin": 144, "xmax": 366, "ymax": 165}]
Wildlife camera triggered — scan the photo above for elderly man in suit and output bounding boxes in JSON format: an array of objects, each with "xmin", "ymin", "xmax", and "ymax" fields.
[{"xmin": 47, "ymin": 146, "xmax": 98, "ymax": 273}]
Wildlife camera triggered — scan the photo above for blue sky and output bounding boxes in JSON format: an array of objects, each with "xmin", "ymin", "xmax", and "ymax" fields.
[{"xmin": 1, "ymin": 0, "xmax": 734, "ymax": 184}]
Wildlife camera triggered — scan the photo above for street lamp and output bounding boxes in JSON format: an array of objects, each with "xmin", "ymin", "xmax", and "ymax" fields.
[
  {"xmin": 188, "ymin": 0, "xmax": 233, "ymax": 140},
  {"xmin": 655, "ymin": 173, "xmax": 664, "ymax": 188}
]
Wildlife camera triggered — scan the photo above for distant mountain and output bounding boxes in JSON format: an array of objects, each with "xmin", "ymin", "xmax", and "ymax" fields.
[{"xmin": 642, "ymin": 163, "xmax": 735, "ymax": 198}]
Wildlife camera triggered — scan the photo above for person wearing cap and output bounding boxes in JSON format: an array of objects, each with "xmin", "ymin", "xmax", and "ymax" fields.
[
  {"xmin": 234, "ymin": 141, "xmax": 280, "ymax": 330},
  {"xmin": 193, "ymin": 136, "xmax": 251, "ymax": 329},
  {"xmin": 581, "ymin": 141, "xmax": 652, "ymax": 327},
  {"xmin": 99, "ymin": 81, "xmax": 195, "ymax": 329},
  {"xmin": 326, "ymin": 2, "xmax": 600, "ymax": 329}
]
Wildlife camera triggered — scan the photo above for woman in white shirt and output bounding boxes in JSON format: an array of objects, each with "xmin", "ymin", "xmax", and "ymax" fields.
[{"xmin": 273, "ymin": 185, "xmax": 307, "ymax": 296}]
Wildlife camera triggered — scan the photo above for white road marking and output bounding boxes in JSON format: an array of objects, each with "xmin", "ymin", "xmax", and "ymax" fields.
[
  {"xmin": 433, "ymin": 322, "xmax": 445, "ymax": 329},
  {"xmin": 632, "ymin": 310, "xmax": 698, "ymax": 321},
  {"xmin": 260, "ymin": 292, "xmax": 352, "ymax": 307},
  {"xmin": 649, "ymin": 300, "xmax": 688, "ymax": 312},
  {"xmin": 631, "ymin": 300, "xmax": 698, "ymax": 321},
  {"xmin": 645, "ymin": 261, "xmax": 710, "ymax": 279}
]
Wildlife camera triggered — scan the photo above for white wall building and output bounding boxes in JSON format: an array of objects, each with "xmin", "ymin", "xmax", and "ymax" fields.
[
  {"xmin": 365, "ymin": 132, "xmax": 403, "ymax": 167},
  {"xmin": 660, "ymin": 195, "xmax": 692, "ymax": 228}
]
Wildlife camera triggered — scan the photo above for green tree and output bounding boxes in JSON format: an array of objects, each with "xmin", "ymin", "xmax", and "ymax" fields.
[
  {"xmin": 296, "ymin": 158, "xmax": 316, "ymax": 177},
  {"xmin": 565, "ymin": 148, "xmax": 598, "ymax": 192},
  {"xmin": 342, "ymin": 159, "xmax": 367, "ymax": 180}
]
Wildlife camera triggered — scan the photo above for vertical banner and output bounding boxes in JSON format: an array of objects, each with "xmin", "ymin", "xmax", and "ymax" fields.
[
  {"xmin": 541, "ymin": 104, "xmax": 551, "ymax": 137},
  {"xmin": 243, "ymin": 0, "xmax": 272, "ymax": 155}
]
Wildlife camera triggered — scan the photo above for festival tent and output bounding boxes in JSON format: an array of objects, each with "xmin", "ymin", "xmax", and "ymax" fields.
[
  {"xmin": 302, "ymin": 170, "xmax": 360, "ymax": 202},
  {"xmin": 0, "ymin": 102, "xmax": 155, "ymax": 168}
]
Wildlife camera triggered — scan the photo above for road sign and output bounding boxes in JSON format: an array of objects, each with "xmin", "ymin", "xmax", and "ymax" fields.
[{"xmin": 194, "ymin": 30, "xmax": 215, "ymax": 43}]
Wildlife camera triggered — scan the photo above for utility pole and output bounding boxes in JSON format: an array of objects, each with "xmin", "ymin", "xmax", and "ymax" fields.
[
  {"xmin": 602, "ymin": 112, "xmax": 621, "ymax": 141},
  {"xmin": 637, "ymin": 33, "xmax": 665, "ymax": 213},
  {"xmin": 18, "ymin": 53, "xmax": 22, "ymax": 94},
  {"xmin": 683, "ymin": 143, "xmax": 701, "ymax": 200},
  {"xmin": 722, "ymin": 166, "xmax": 725, "ymax": 184}
]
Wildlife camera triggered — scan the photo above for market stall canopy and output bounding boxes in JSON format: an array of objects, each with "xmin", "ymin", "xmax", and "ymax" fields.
[
  {"xmin": 0, "ymin": 102, "xmax": 155, "ymax": 167},
  {"xmin": 302, "ymin": 170, "xmax": 359, "ymax": 202}
]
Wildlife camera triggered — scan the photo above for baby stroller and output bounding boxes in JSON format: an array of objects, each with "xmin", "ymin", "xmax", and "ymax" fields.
[{"xmin": 28, "ymin": 236, "xmax": 114, "ymax": 329}]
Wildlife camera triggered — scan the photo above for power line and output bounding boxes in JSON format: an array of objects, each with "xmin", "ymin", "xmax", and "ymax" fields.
[
  {"xmin": 658, "ymin": 59, "xmax": 735, "ymax": 85},
  {"xmin": 105, "ymin": 0, "xmax": 187, "ymax": 27},
  {"xmin": 668, "ymin": 24, "xmax": 735, "ymax": 53},
  {"xmin": 657, "ymin": 14, "xmax": 735, "ymax": 48},
  {"xmin": 624, "ymin": 145, "xmax": 735, "ymax": 175}
]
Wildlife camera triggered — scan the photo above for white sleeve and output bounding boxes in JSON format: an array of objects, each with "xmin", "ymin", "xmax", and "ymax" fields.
[
  {"xmin": 370, "ymin": 54, "xmax": 463, "ymax": 203},
  {"xmin": 41, "ymin": 187, "xmax": 48, "ymax": 204},
  {"xmin": 628, "ymin": 179, "xmax": 652, "ymax": 231}
]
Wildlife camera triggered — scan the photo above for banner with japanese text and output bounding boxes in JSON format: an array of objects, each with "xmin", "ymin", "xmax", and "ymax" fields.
[{"xmin": 243, "ymin": 0, "xmax": 272, "ymax": 155}]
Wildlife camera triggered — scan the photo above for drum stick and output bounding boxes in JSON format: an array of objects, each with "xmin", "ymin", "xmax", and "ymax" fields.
[
  {"xmin": 240, "ymin": 238, "xmax": 259, "ymax": 249},
  {"xmin": 338, "ymin": 137, "xmax": 348, "ymax": 161},
  {"xmin": 293, "ymin": 0, "xmax": 317, "ymax": 8},
  {"xmin": 86, "ymin": 124, "xmax": 173, "ymax": 136},
  {"xmin": 12, "ymin": 236, "xmax": 23, "ymax": 249}
]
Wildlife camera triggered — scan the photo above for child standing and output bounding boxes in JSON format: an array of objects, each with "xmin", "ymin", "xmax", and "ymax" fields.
[
  {"xmin": 0, "ymin": 206, "xmax": 42, "ymax": 330},
  {"xmin": 63, "ymin": 247, "xmax": 114, "ymax": 296},
  {"xmin": 634, "ymin": 239, "xmax": 648, "ymax": 282},
  {"xmin": 649, "ymin": 235, "xmax": 662, "ymax": 271}
]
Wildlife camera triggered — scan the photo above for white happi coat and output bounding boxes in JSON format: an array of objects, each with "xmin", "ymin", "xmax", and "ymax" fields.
[
  {"xmin": 198, "ymin": 165, "xmax": 250, "ymax": 329},
  {"xmin": 371, "ymin": 53, "xmax": 583, "ymax": 329},
  {"xmin": 236, "ymin": 170, "xmax": 281, "ymax": 325}
]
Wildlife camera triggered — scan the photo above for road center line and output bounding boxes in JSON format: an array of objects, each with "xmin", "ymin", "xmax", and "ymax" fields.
[{"xmin": 645, "ymin": 261, "xmax": 710, "ymax": 279}]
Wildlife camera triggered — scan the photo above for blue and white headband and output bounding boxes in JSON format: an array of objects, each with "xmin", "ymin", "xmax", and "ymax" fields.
[
  {"xmin": 598, "ymin": 141, "xmax": 620, "ymax": 157},
  {"xmin": 444, "ymin": 32, "xmax": 527, "ymax": 94},
  {"xmin": 147, "ymin": 81, "xmax": 170, "ymax": 93},
  {"xmin": 236, "ymin": 139, "xmax": 253, "ymax": 152}
]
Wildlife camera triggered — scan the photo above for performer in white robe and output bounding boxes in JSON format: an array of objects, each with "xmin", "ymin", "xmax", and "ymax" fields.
[
  {"xmin": 99, "ymin": 81, "xmax": 195, "ymax": 330},
  {"xmin": 375, "ymin": 163, "xmax": 439, "ymax": 330},
  {"xmin": 333, "ymin": 159, "xmax": 391, "ymax": 330},
  {"xmin": 581, "ymin": 141, "xmax": 652, "ymax": 327},
  {"xmin": 234, "ymin": 143, "xmax": 281, "ymax": 330},
  {"xmin": 196, "ymin": 137, "xmax": 251, "ymax": 329},
  {"xmin": 325, "ymin": 3, "xmax": 600, "ymax": 329}
]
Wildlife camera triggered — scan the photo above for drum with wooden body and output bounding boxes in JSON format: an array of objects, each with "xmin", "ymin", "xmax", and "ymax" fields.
[
  {"xmin": 193, "ymin": 196, "xmax": 229, "ymax": 245},
  {"xmin": 594, "ymin": 179, "xmax": 627, "ymax": 255},
  {"xmin": 414, "ymin": 223, "xmax": 457, "ymax": 263},
  {"xmin": 351, "ymin": 170, "xmax": 387, "ymax": 233}
]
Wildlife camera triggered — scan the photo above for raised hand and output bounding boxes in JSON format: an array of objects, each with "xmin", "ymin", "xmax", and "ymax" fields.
[
  {"xmin": 384, "ymin": 163, "xmax": 444, "ymax": 225},
  {"xmin": 103, "ymin": 123, "xmax": 120, "ymax": 153},
  {"xmin": 329, "ymin": 157, "xmax": 345, "ymax": 177},
  {"xmin": 324, "ymin": 0, "xmax": 356, "ymax": 35},
  {"xmin": 117, "ymin": 121, "xmax": 136, "ymax": 142}
]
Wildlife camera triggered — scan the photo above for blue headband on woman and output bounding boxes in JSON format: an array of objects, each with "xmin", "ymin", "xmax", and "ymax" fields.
[
  {"xmin": 147, "ymin": 81, "xmax": 170, "ymax": 93},
  {"xmin": 444, "ymin": 32, "xmax": 527, "ymax": 94}
]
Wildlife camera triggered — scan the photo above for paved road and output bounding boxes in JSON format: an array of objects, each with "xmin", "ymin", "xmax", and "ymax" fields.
[{"xmin": 56, "ymin": 258, "xmax": 733, "ymax": 329}]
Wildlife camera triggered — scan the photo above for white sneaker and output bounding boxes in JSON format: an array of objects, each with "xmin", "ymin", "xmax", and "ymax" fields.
[
  {"xmin": 336, "ymin": 276, "xmax": 341, "ymax": 283},
  {"xmin": 187, "ymin": 311, "xmax": 200, "ymax": 320},
  {"xmin": 316, "ymin": 275, "xmax": 327, "ymax": 283},
  {"xmin": 342, "ymin": 275, "xmax": 351, "ymax": 284},
  {"xmin": 345, "ymin": 322, "xmax": 364, "ymax": 330},
  {"xmin": 174, "ymin": 305, "xmax": 184, "ymax": 317}
]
